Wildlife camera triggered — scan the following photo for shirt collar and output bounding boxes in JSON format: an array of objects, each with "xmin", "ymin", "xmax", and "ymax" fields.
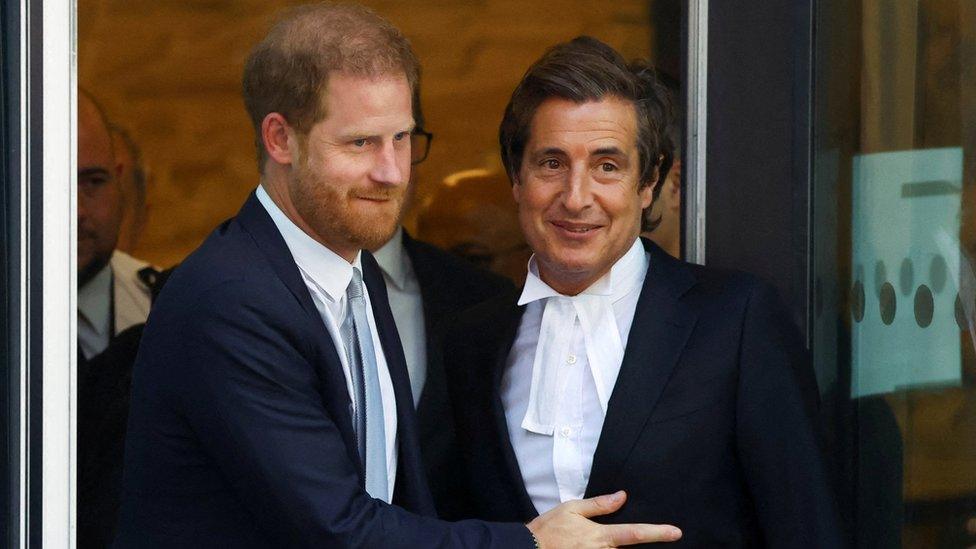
[
  {"xmin": 517, "ymin": 238, "xmax": 648, "ymax": 306},
  {"xmin": 372, "ymin": 226, "xmax": 409, "ymax": 290},
  {"xmin": 78, "ymin": 260, "xmax": 112, "ymax": 336},
  {"xmin": 256, "ymin": 184, "xmax": 361, "ymax": 302}
]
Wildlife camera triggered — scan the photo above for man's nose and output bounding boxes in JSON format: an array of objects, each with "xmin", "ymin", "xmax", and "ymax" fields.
[
  {"xmin": 561, "ymin": 169, "xmax": 592, "ymax": 213},
  {"xmin": 370, "ymin": 140, "xmax": 407, "ymax": 186}
]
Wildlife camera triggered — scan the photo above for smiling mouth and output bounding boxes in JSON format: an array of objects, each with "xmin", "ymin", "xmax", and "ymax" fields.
[{"xmin": 551, "ymin": 221, "xmax": 603, "ymax": 234}]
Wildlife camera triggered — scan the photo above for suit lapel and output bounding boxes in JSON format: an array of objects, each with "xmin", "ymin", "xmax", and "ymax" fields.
[
  {"xmin": 361, "ymin": 251, "xmax": 432, "ymax": 511},
  {"xmin": 236, "ymin": 192, "xmax": 319, "ymax": 318},
  {"xmin": 362, "ymin": 251, "xmax": 416, "ymax": 430},
  {"xmin": 585, "ymin": 240, "xmax": 699, "ymax": 497},
  {"xmin": 488, "ymin": 303, "xmax": 540, "ymax": 519},
  {"xmin": 235, "ymin": 191, "xmax": 359, "ymax": 474}
]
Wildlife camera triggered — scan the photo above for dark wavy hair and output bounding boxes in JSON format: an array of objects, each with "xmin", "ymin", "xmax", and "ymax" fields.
[{"xmin": 499, "ymin": 36, "xmax": 675, "ymax": 197}]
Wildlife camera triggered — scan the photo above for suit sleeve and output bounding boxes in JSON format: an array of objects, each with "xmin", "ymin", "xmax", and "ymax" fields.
[
  {"xmin": 734, "ymin": 281, "xmax": 848, "ymax": 548},
  {"xmin": 174, "ymin": 281, "xmax": 533, "ymax": 549}
]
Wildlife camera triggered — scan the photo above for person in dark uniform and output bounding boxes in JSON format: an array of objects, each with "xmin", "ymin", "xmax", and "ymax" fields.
[{"xmin": 76, "ymin": 89, "xmax": 164, "ymax": 548}]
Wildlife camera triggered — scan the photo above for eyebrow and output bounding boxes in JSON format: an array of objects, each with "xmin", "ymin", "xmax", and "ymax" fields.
[
  {"xmin": 534, "ymin": 147, "xmax": 567, "ymax": 157},
  {"xmin": 340, "ymin": 123, "xmax": 417, "ymax": 140},
  {"xmin": 591, "ymin": 146, "xmax": 626, "ymax": 157},
  {"xmin": 78, "ymin": 167, "xmax": 112, "ymax": 178}
]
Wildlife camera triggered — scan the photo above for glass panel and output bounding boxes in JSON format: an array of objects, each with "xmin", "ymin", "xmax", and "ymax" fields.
[{"xmin": 813, "ymin": 1, "xmax": 976, "ymax": 546}]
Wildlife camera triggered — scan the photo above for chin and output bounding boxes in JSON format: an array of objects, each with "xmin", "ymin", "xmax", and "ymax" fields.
[
  {"xmin": 540, "ymin": 254, "xmax": 595, "ymax": 277},
  {"xmin": 354, "ymin": 220, "xmax": 399, "ymax": 251}
]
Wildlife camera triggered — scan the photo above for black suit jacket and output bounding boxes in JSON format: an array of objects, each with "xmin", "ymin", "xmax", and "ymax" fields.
[
  {"xmin": 115, "ymin": 192, "xmax": 531, "ymax": 548},
  {"xmin": 400, "ymin": 232, "xmax": 515, "ymax": 518},
  {"xmin": 444, "ymin": 239, "xmax": 846, "ymax": 547}
]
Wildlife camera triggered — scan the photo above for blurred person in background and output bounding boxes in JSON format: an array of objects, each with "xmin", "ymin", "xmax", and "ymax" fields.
[
  {"xmin": 109, "ymin": 125, "xmax": 151, "ymax": 255},
  {"xmin": 416, "ymin": 169, "xmax": 531, "ymax": 285},
  {"xmin": 640, "ymin": 73, "xmax": 681, "ymax": 259},
  {"xmin": 369, "ymin": 91, "xmax": 515, "ymax": 516},
  {"xmin": 76, "ymin": 89, "xmax": 163, "ymax": 548}
]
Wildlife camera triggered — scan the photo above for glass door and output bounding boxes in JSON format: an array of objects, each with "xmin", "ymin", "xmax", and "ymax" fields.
[{"xmin": 813, "ymin": 1, "xmax": 976, "ymax": 546}]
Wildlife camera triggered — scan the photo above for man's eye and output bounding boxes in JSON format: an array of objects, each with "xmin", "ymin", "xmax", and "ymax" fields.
[
  {"xmin": 600, "ymin": 162, "xmax": 618, "ymax": 172},
  {"xmin": 352, "ymin": 138, "xmax": 368, "ymax": 147},
  {"xmin": 544, "ymin": 159, "xmax": 561, "ymax": 169},
  {"xmin": 393, "ymin": 132, "xmax": 408, "ymax": 141}
]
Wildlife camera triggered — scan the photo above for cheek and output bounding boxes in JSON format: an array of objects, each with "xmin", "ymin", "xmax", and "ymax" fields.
[
  {"xmin": 90, "ymin": 188, "xmax": 122, "ymax": 222},
  {"xmin": 308, "ymin": 158, "xmax": 359, "ymax": 191},
  {"xmin": 520, "ymin": 184, "xmax": 558, "ymax": 217}
]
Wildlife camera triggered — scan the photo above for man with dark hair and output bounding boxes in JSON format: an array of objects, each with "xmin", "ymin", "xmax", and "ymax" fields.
[
  {"xmin": 117, "ymin": 6, "xmax": 680, "ymax": 547},
  {"xmin": 445, "ymin": 36, "xmax": 845, "ymax": 547}
]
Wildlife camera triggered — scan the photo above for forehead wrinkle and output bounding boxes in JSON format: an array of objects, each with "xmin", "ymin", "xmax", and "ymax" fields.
[{"xmin": 531, "ymin": 131, "xmax": 632, "ymax": 157}]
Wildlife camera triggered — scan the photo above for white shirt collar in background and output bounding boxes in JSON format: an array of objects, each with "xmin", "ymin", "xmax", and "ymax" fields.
[
  {"xmin": 372, "ymin": 226, "xmax": 408, "ymax": 290},
  {"xmin": 78, "ymin": 262, "xmax": 113, "ymax": 357},
  {"xmin": 77, "ymin": 250, "xmax": 153, "ymax": 359},
  {"xmin": 372, "ymin": 226, "xmax": 428, "ymax": 406}
]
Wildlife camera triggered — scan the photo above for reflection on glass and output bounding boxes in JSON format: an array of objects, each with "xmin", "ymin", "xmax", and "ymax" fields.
[
  {"xmin": 850, "ymin": 148, "xmax": 963, "ymax": 397},
  {"xmin": 814, "ymin": 1, "xmax": 976, "ymax": 546}
]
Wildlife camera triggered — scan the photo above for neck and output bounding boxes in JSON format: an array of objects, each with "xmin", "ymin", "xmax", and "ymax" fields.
[
  {"xmin": 260, "ymin": 174, "xmax": 357, "ymax": 263},
  {"xmin": 539, "ymin": 270, "xmax": 606, "ymax": 296},
  {"xmin": 537, "ymin": 238, "xmax": 639, "ymax": 296}
]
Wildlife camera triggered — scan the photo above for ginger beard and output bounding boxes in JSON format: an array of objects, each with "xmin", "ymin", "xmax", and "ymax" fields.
[{"xmin": 288, "ymin": 141, "xmax": 407, "ymax": 253}]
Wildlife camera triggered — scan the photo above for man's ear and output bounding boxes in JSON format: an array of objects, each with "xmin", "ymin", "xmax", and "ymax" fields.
[
  {"xmin": 666, "ymin": 160, "xmax": 682, "ymax": 211},
  {"xmin": 262, "ymin": 112, "xmax": 296, "ymax": 166},
  {"xmin": 511, "ymin": 174, "xmax": 522, "ymax": 204},
  {"xmin": 639, "ymin": 165, "xmax": 658, "ymax": 210}
]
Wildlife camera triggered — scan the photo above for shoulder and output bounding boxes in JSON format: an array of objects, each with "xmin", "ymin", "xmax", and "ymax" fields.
[
  {"xmin": 685, "ymin": 263, "xmax": 772, "ymax": 302},
  {"xmin": 404, "ymin": 234, "xmax": 516, "ymax": 303},
  {"xmin": 651, "ymin": 244, "xmax": 776, "ymax": 313},
  {"xmin": 111, "ymin": 250, "xmax": 156, "ymax": 297},
  {"xmin": 646, "ymin": 246, "xmax": 789, "ymax": 333},
  {"xmin": 676, "ymin": 262, "xmax": 800, "ymax": 353},
  {"xmin": 149, "ymin": 217, "xmax": 292, "ymax": 326}
]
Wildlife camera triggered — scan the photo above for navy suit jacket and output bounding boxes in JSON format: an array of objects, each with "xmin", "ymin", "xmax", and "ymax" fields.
[
  {"xmin": 443, "ymin": 239, "xmax": 848, "ymax": 547},
  {"xmin": 115, "ymin": 192, "xmax": 531, "ymax": 548}
]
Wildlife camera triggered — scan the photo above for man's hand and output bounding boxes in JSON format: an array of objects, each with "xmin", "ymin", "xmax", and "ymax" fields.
[{"xmin": 526, "ymin": 491, "xmax": 681, "ymax": 548}]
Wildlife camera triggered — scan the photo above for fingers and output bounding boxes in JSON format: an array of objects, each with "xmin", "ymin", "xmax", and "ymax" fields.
[
  {"xmin": 603, "ymin": 523, "xmax": 682, "ymax": 546},
  {"xmin": 566, "ymin": 490, "xmax": 627, "ymax": 518}
]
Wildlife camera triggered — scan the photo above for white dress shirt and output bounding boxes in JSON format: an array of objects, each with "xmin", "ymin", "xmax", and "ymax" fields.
[
  {"xmin": 372, "ymin": 228, "xmax": 427, "ymax": 406},
  {"xmin": 257, "ymin": 186, "xmax": 398, "ymax": 502},
  {"xmin": 501, "ymin": 238, "xmax": 648, "ymax": 514},
  {"xmin": 78, "ymin": 250, "xmax": 153, "ymax": 359}
]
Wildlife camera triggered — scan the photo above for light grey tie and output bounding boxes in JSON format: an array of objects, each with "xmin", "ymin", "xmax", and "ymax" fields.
[{"xmin": 341, "ymin": 268, "xmax": 388, "ymax": 501}]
